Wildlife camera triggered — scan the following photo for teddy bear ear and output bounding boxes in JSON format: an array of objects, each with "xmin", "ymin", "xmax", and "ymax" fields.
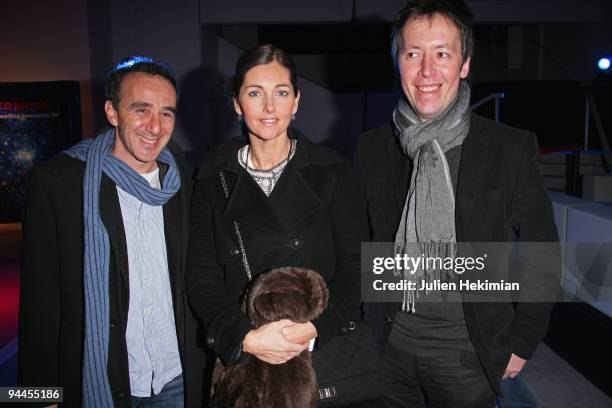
[
  {"xmin": 246, "ymin": 283, "xmax": 262, "ymax": 319},
  {"xmin": 308, "ymin": 271, "xmax": 329, "ymax": 311},
  {"xmin": 246, "ymin": 271, "xmax": 281, "ymax": 316},
  {"xmin": 252, "ymin": 292, "xmax": 283, "ymax": 325},
  {"xmin": 287, "ymin": 267, "xmax": 328, "ymax": 315}
]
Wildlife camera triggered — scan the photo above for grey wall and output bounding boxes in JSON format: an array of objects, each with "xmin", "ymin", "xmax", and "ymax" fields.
[{"xmin": 92, "ymin": 0, "xmax": 203, "ymax": 158}]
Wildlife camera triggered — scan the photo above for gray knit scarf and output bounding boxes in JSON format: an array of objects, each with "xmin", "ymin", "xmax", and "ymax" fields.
[
  {"xmin": 393, "ymin": 80, "xmax": 471, "ymax": 313},
  {"xmin": 64, "ymin": 128, "xmax": 180, "ymax": 407}
]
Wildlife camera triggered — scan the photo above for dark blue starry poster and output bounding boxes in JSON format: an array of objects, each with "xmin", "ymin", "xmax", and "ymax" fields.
[{"xmin": 0, "ymin": 81, "xmax": 82, "ymax": 223}]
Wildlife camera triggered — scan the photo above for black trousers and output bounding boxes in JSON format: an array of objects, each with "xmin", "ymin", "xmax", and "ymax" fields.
[{"xmin": 382, "ymin": 342, "xmax": 496, "ymax": 408}]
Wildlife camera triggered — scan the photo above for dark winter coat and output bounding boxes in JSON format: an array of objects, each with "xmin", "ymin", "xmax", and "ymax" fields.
[
  {"xmin": 18, "ymin": 141, "xmax": 208, "ymax": 407},
  {"xmin": 186, "ymin": 128, "xmax": 368, "ymax": 365},
  {"xmin": 355, "ymin": 114, "xmax": 560, "ymax": 394}
]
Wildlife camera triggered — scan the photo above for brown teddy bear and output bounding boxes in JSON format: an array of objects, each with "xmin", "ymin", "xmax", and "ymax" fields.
[{"xmin": 212, "ymin": 266, "xmax": 329, "ymax": 408}]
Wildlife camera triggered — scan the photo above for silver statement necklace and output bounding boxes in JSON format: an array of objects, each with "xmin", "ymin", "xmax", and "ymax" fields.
[{"xmin": 238, "ymin": 139, "xmax": 297, "ymax": 196}]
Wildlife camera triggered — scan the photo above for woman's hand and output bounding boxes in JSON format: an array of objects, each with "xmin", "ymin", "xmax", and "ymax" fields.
[
  {"xmin": 281, "ymin": 321, "xmax": 317, "ymax": 345},
  {"xmin": 242, "ymin": 319, "xmax": 308, "ymax": 364}
]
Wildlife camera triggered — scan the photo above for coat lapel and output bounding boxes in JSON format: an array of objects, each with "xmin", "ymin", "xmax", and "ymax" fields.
[
  {"xmin": 223, "ymin": 167, "xmax": 293, "ymax": 235},
  {"xmin": 268, "ymin": 160, "xmax": 320, "ymax": 228},
  {"xmin": 455, "ymin": 116, "xmax": 494, "ymax": 241},
  {"xmin": 386, "ymin": 127, "xmax": 412, "ymax": 215},
  {"xmin": 163, "ymin": 191, "xmax": 185, "ymax": 347},
  {"xmin": 163, "ymin": 195, "xmax": 182, "ymax": 285},
  {"xmin": 223, "ymin": 162, "xmax": 320, "ymax": 235},
  {"xmin": 99, "ymin": 175, "xmax": 129, "ymax": 290}
]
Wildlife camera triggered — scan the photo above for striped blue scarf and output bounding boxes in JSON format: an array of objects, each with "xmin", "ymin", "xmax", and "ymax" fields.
[{"xmin": 64, "ymin": 128, "xmax": 180, "ymax": 407}]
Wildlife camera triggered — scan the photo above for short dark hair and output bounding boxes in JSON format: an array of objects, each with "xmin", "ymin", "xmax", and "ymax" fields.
[
  {"xmin": 104, "ymin": 56, "xmax": 177, "ymax": 109},
  {"xmin": 232, "ymin": 44, "xmax": 298, "ymax": 98},
  {"xmin": 390, "ymin": 0, "xmax": 474, "ymax": 72}
]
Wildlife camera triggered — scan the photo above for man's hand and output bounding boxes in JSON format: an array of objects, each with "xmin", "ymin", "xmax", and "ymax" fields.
[
  {"xmin": 281, "ymin": 321, "xmax": 317, "ymax": 345},
  {"xmin": 503, "ymin": 353, "xmax": 527, "ymax": 379},
  {"xmin": 242, "ymin": 320, "xmax": 308, "ymax": 364}
]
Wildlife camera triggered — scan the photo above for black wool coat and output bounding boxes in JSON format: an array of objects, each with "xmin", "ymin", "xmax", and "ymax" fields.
[
  {"xmin": 355, "ymin": 114, "xmax": 560, "ymax": 395},
  {"xmin": 18, "ymin": 141, "xmax": 209, "ymax": 408},
  {"xmin": 187, "ymin": 129, "xmax": 368, "ymax": 365}
]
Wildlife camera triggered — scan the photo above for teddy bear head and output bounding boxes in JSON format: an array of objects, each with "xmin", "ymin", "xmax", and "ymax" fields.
[{"xmin": 247, "ymin": 266, "xmax": 329, "ymax": 327}]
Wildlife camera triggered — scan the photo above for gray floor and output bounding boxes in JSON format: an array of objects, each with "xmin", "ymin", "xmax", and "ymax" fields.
[{"xmin": 522, "ymin": 343, "xmax": 612, "ymax": 408}]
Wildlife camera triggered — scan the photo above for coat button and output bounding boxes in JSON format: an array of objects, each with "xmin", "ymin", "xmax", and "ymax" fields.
[
  {"xmin": 207, "ymin": 336, "xmax": 215, "ymax": 346},
  {"xmin": 384, "ymin": 316, "xmax": 392, "ymax": 325},
  {"xmin": 290, "ymin": 238, "xmax": 301, "ymax": 249},
  {"xmin": 110, "ymin": 319, "xmax": 117, "ymax": 327},
  {"xmin": 231, "ymin": 248, "xmax": 240, "ymax": 257}
]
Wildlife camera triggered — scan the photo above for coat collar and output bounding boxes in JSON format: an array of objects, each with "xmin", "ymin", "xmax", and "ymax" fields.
[
  {"xmin": 222, "ymin": 159, "xmax": 321, "ymax": 235},
  {"xmin": 200, "ymin": 128, "xmax": 342, "ymax": 235}
]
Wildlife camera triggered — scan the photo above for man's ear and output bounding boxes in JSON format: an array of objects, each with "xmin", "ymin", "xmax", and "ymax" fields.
[{"xmin": 105, "ymin": 100, "xmax": 119, "ymax": 126}]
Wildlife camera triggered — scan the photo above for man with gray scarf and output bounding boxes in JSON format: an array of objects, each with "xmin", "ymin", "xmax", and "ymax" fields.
[{"xmin": 355, "ymin": 0, "xmax": 559, "ymax": 407}]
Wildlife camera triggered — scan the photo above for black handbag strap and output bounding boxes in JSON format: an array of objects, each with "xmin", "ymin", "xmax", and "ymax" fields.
[{"xmin": 219, "ymin": 170, "xmax": 252, "ymax": 281}]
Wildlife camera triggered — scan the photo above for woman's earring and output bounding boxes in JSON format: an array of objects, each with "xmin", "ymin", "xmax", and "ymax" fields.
[
  {"xmin": 291, "ymin": 113, "xmax": 296, "ymax": 121},
  {"xmin": 237, "ymin": 113, "xmax": 243, "ymax": 122}
]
